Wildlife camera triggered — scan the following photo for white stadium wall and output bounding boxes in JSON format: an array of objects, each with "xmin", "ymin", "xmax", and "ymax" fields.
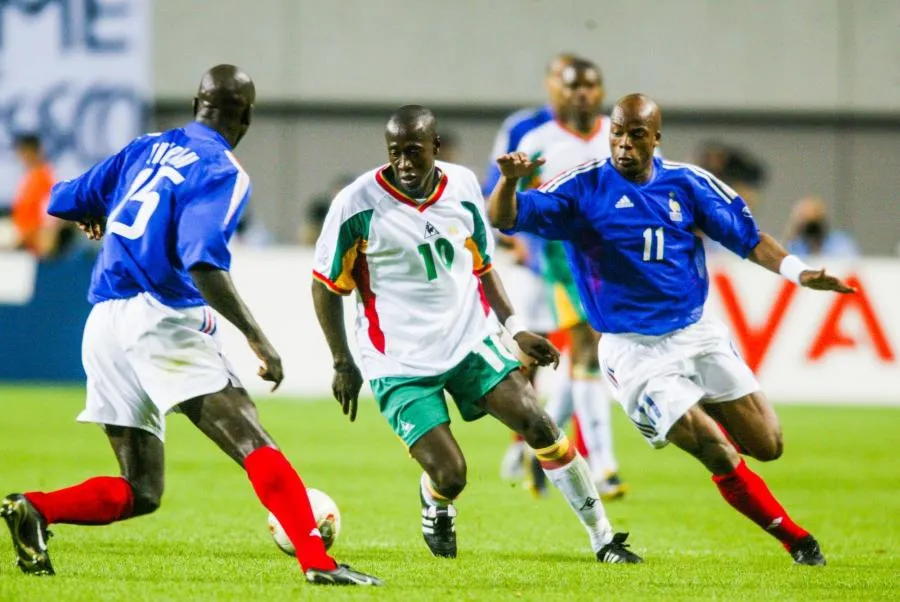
[
  {"xmin": 218, "ymin": 248, "xmax": 900, "ymax": 404},
  {"xmin": 152, "ymin": 0, "xmax": 900, "ymax": 112}
]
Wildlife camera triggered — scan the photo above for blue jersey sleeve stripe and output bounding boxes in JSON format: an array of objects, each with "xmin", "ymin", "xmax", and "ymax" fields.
[
  {"xmin": 540, "ymin": 158, "xmax": 607, "ymax": 193},
  {"xmin": 223, "ymin": 152, "xmax": 250, "ymax": 227},
  {"xmin": 662, "ymin": 160, "xmax": 737, "ymax": 205}
]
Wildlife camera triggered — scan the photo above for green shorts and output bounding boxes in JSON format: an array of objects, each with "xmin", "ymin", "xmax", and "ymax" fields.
[{"xmin": 370, "ymin": 334, "xmax": 521, "ymax": 449}]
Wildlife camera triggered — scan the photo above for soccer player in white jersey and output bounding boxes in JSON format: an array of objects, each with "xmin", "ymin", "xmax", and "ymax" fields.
[
  {"xmin": 489, "ymin": 93, "xmax": 855, "ymax": 565},
  {"xmin": 0, "ymin": 66, "xmax": 380, "ymax": 585},
  {"xmin": 312, "ymin": 105, "xmax": 642, "ymax": 563},
  {"xmin": 513, "ymin": 57, "xmax": 626, "ymax": 500}
]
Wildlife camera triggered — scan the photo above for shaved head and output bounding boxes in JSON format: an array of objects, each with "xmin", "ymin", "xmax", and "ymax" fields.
[
  {"xmin": 609, "ymin": 93, "xmax": 662, "ymax": 182},
  {"xmin": 385, "ymin": 105, "xmax": 437, "ymax": 139},
  {"xmin": 193, "ymin": 64, "xmax": 256, "ymax": 148},
  {"xmin": 612, "ymin": 93, "xmax": 661, "ymax": 132}
]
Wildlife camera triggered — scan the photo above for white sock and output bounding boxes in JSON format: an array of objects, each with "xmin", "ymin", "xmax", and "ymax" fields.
[
  {"xmin": 420, "ymin": 472, "xmax": 452, "ymax": 507},
  {"xmin": 572, "ymin": 378, "xmax": 619, "ymax": 477},
  {"xmin": 545, "ymin": 372, "xmax": 573, "ymax": 428},
  {"xmin": 536, "ymin": 435, "xmax": 613, "ymax": 552}
]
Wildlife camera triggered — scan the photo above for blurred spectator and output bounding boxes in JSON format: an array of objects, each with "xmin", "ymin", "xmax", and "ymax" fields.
[
  {"xmin": 234, "ymin": 208, "xmax": 274, "ymax": 247},
  {"xmin": 784, "ymin": 196, "xmax": 859, "ymax": 257},
  {"xmin": 298, "ymin": 174, "xmax": 356, "ymax": 246},
  {"xmin": 695, "ymin": 140, "xmax": 767, "ymax": 211},
  {"xmin": 10, "ymin": 134, "xmax": 64, "ymax": 257}
]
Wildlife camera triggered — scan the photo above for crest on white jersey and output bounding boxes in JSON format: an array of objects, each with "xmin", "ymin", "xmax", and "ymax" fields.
[
  {"xmin": 615, "ymin": 195, "xmax": 634, "ymax": 209},
  {"xmin": 424, "ymin": 221, "xmax": 440, "ymax": 239}
]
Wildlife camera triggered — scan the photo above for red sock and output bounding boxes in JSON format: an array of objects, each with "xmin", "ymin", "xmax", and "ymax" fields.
[
  {"xmin": 245, "ymin": 446, "xmax": 337, "ymax": 572},
  {"xmin": 715, "ymin": 421, "xmax": 746, "ymax": 454},
  {"xmin": 572, "ymin": 415, "xmax": 589, "ymax": 458},
  {"xmin": 713, "ymin": 459, "xmax": 809, "ymax": 549},
  {"xmin": 25, "ymin": 476, "xmax": 134, "ymax": 525}
]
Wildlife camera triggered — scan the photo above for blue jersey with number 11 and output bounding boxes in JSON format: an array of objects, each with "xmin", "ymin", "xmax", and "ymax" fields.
[
  {"xmin": 48, "ymin": 122, "xmax": 251, "ymax": 308},
  {"xmin": 510, "ymin": 157, "xmax": 761, "ymax": 335}
]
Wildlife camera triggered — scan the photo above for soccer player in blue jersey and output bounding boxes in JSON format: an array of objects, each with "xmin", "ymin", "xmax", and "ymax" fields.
[
  {"xmin": 488, "ymin": 93, "xmax": 854, "ymax": 566},
  {"xmin": 0, "ymin": 65, "xmax": 380, "ymax": 586}
]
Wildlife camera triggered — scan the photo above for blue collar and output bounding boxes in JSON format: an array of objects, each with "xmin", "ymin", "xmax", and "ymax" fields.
[{"xmin": 184, "ymin": 122, "xmax": 231, "ymax": 148}]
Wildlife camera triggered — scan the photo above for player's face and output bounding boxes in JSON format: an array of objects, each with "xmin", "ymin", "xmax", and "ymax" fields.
[
  {"xmin": 545, "ymin": 62, "xmax": 572, "ymax": 113},
  {"xmin": 610, "ymin": 109, "xmax": 660, "ymax": 181},
  {"xmin": 559, "ymin": 66, "xmax": 604, "ymax": 119},
  {"xmin": 386, "ymin": 129, "xmax": 438, "ymax": 197}
]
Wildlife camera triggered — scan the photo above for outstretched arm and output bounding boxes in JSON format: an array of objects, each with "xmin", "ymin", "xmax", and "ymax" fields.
[
  {"xmin": 487, "ymin": 152, "xmax": 545, "ymax": 229},
  {"xmin": 312, "ymin": 280, "xmax": 363, "ymax": 421},
  {"xmin": 749, "ymin": 232, "xmax": 855, "ymax": 293},
  {"xmin": 480, "ymin": 269, "xmax": 559, "ymax": 368},
  {"xmin": 190, "ymin": 265, "xmax": 284, "ymax": 390}
]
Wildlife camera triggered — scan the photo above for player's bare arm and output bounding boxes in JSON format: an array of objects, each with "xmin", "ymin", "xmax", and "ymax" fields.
[
  {"xmin": 311, "ymin": 280, "xmax": 363, "ymax": 422},
  {"xmin": 190, "ymin": 264, "xmax": 284, "ymax": 390},
  {"xmin": 479, "ymin": 270, "xmax": 560, "ymax": 368},
  {"xmin": 487, "ymin": 152, "xmax": 545, "ymax": 229},
  {"xmin": 748, "ymin": 232, "xmax": 855, "ymax": 293}
]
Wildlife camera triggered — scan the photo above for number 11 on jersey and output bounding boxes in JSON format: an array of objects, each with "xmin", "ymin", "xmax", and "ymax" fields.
[{"xmin": 642, "ymin": 227, "xmax": 664, "ymax": 261}]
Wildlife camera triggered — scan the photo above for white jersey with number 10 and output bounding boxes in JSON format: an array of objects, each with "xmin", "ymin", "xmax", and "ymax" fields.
[{"xmin": 313, "ymin": 161, "xmax": 499, "ymax": 380}]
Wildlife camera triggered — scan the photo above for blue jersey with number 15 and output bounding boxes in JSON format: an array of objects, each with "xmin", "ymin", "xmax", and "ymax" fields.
[
  {"xmin": 48, "ymin": 122, "xmax": 251, "ymax": 308},
  {"xmin": 509, "ymin": 157, "xmax": 761, "ymax": 335}
]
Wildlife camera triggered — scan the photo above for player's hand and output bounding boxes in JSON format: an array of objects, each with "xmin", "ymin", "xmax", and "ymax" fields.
[
  {"xmin": 799, "ymin": 269, "xmax": 856, "ymax": 294},
  {"xmin": 248, "ymin": 337, "xmax": 284, "ymax": 391},
  {"xmin": 332, "ymin": 361, "xmax": 363, "ymax": 422},
  {"xmin": 513, "ymin": 331, "xmax": 560, "ymax": 369},
  {"xmin": 496, "ymin": 152, "xmax": 545, "ymax": 180},
  {"xmin": 77, "ymin": 216, "xmax": 105, "ymax": 241}
]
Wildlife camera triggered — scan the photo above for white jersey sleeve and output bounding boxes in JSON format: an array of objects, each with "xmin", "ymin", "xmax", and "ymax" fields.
[{"xmin": 312, "ymin": 187, "xmax": 373, "ymax": 295}]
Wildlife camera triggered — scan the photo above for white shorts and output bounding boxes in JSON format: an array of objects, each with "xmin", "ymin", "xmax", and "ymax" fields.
[
  {"xmin": 79, "ymin": 293, "xmax": 242, "ymax": 440},
  {"xmin": 518, "ymin": 268, "xmax": 556, "ymax": 334},
  {"xmin": 599, "ymin": 314, "xmax": 760, "ymax": 449}
]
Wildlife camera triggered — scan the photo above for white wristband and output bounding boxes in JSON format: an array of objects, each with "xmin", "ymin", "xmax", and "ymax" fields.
[
  {"xmin": 779, "ymin": 254, "xmax": 811, "ymax": 285},
  {"xmin": 504, "ymin": 315, "xmax": 526, "ymax": 337}
]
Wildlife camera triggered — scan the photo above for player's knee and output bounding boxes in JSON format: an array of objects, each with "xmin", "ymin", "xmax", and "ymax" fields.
[
  {"xmin": 750, "ymin": 432, "xmax": 783, "ymax": 462},
  {"xmin": 129, "ymin": 480, "xmax": 163, "ymax": 516},
  {"xmin": 522, "ymin": 410, "xmax": 559, "ymax": 449},
  {"xmin": 432, "ymin": 459, "xmax": 467, "ymax": 499}
]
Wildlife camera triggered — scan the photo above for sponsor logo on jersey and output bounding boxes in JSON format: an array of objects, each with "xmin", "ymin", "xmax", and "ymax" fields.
[
  {"xmin": 424, "ymin": 221, "xmax": 440, "ymax": 239},
  {"xmin": 615, "ymin": 195, "xmax": 633, "ymax": 209}
]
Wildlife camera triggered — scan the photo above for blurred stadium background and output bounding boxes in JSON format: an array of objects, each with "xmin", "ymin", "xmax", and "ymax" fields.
[{"xmin": 0, "ymin": 2, "xmax": 898, "ymax": 599}]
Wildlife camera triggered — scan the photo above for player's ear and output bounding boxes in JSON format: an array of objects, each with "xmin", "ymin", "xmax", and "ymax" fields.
[
  {"xmin": 192, "ymin": 97, "xmax": 199, "ymax": 117},
  {"xmin": 655, "ymin": 130, "xmax": 662, "ymax": 145},
  {"xmin": 434, "ymin": 135, "xmax": 441, "ymax": 156},
  {"xmin": 242, "ymin": 105, "xmax": 253, "ymax": 127}
]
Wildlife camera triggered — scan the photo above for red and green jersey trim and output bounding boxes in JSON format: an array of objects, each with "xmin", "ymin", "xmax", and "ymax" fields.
[
  {"xmin": 375, "ymin": 166, "xmax": 448, "ymax": 212},
  {"xmin": 313, "ymin": 270, "xmax": 352, "ymax": 295},
  {"xmin": 461, "ymin": 201, "xmax": 492, "ymax": 275},
  {"xmin": 321, "ymin": 209, "xmax": 374, "ymax": 293}
]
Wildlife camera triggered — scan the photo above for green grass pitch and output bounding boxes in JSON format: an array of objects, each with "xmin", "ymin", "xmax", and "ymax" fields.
[{"xmin": 0, "ymin": 386, "xmax": 897, "ymax": 601}]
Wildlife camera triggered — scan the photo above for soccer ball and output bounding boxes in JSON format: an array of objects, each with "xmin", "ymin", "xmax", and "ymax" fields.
[{"xmin": 267, "ymin": 488, "xmax": 341, "ymax": 554}]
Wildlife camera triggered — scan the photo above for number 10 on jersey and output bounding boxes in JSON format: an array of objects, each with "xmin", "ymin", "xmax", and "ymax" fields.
[{"xmin": 417, "ymin": 238, "xmax": 455, "ymax": 281}]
